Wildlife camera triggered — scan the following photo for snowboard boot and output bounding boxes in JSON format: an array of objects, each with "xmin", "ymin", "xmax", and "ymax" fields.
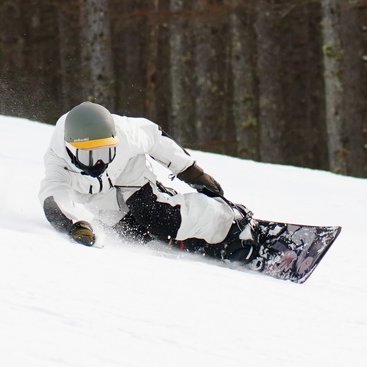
[{"xmin": 223, "ymin": 217, "xmax": 260, "ymax": 265}]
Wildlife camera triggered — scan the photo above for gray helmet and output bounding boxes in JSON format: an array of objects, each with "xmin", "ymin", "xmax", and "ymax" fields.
[{"xmin": 64, "ymin": 102, "xmax": 119, "ymax": 149}]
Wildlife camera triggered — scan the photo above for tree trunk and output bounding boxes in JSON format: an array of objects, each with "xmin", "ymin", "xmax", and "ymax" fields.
[
  {"xmin": 340, "ymin": 1, "xmax": 367, "ymax": 177},
  {"xmin": 80, "ymin": 0, "xmax": 114, "ymax": 109},
  {"xmin": 155, "ymin": 0, "xmax": 171, "ymax": 132},
  {"xmin": 57, "ymin": 0, "xmax": 82, "ymax": 112},
  {"xmin": 0, "ymin": 0, "xmax": 24, "ymax": 116},
  {"xmin": 358, "ymin": 2, "xmax": 367, "ymax": 177},
  {"xmin": 111, "ymin": 0, "xmax": 148, "ymax": 116},
  {"xmin": 304, "ymin": 0, "xmax": 329, "ymax": 171},
  {"xmin": 229, "ymin": 0, "xmax": 258, "ymax": 159},
  {"xmin": 193, "ymin": 0, "xmax": 228, "ymax": 154},
  {"xmin": 144, "ymin": 0, "xmax": 160, "ymax": 122},
  {"xmin": 255, "ymin": 0, "xmax": 285, "ymax": 163},
  {"xmin": 169, "ymin": 0, "xmax": 196, "ymax": 146},
  {"xmin": 281, "ymin": 1, "xmax": 328, "ymax": 170},
  {"xmin": 321, "ymin": 0, "xmax": 347, "ymax": 174}
]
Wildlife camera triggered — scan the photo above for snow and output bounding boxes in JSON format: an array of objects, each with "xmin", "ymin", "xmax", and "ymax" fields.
[{"xmin": 0, "ymin": 114, "xmax": 366, "ymax": 367}]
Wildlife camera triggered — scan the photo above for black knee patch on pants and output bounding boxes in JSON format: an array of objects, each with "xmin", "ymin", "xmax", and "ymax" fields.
[{"xmin": 126, "ymin": 184, "xmax": 182, "ymax": 240}]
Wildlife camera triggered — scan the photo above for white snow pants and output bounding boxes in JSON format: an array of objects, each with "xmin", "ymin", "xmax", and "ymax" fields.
[
  {"xmin": 86, "ymin": 183, "xmax": 235, "ymax": 244},
  {"xmin": 147, "ymin": 183, "xmax": 235, "ymax": 244},
  {"xmin": 86, "ymin": 182, "xmax": 235, "ymax": 244}
]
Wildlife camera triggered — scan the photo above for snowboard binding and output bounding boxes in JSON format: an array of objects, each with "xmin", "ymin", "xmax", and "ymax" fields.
[
  {"xmin": 223, "ymin": 203, "xmax": 280, "ymax": 272},
  {"xmin": 223, "ymin": 207, "xmax": 262, "ymax": 267}
]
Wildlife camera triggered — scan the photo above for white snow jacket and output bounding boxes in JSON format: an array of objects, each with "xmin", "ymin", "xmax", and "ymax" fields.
[{"xmin": 39, "ymin": 113, "xmax": 234, "ymax": 243}]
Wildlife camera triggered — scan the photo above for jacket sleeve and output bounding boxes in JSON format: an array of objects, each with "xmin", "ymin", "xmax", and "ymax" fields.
[
  {"xmin": 43, "ymin": 196, "xmax": 73, "ymax": 233},
  {"xmin": 39, "ymin": 149, "xmax": 79, "ymax": 232},
  {"xmin": 147, "ymin": 124, "xmax": 195, "ymax": 175}
]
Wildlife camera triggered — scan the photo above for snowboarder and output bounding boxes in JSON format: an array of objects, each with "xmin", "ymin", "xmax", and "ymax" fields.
[{"xmin": 39, "ymin": 101, "xmax": 257, "ymax": 264}]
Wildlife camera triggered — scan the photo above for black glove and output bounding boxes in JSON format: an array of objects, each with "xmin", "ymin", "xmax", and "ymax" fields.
[
  {"xmin": 69, "ymin": 221, "xmax": 96, "ymax": 246},
  {"xmin": 177, "ymin": 162, "xmax": 224, "ymax": 196}
]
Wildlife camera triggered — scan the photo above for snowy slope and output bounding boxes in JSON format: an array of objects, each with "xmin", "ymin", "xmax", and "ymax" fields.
[{"xmin": 0, "ymin": 115, "xmax": 366, "ymax": 367}]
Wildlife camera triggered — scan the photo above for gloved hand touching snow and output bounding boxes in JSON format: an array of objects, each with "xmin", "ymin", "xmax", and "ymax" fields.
[
  {"xmin": 69, "ymin": 221, "xmax": 96, "ymax": 246},
  {"xmin": 177, "ymin": 162, "xmax": 224, "ymax": 196}
]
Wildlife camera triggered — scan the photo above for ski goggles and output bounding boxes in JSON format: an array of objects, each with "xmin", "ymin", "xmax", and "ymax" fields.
[{"xmin": 65, "ymin": 141, "xmax": 117, "ymax": 167}]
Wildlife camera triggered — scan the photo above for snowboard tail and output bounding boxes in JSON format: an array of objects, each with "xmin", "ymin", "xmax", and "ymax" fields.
[{"xmin": 247, "ymin": 221, "xmax": 341, "ymax": 283}]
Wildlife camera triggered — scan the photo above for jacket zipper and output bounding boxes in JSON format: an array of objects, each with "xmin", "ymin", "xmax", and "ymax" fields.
[{"xmin": 64, "ymin": 166, "xmax": 105, "ymax": 194}]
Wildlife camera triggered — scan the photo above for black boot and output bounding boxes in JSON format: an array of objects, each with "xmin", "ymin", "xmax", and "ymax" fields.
[{"xmin": 223, "ymin": 217, "xmax": 259, "ymax": 264}]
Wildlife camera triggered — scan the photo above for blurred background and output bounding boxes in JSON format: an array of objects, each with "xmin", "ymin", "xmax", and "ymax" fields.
[{"xmin": 0, "ymin": 0, "xmax": 366, "ymax": 177}]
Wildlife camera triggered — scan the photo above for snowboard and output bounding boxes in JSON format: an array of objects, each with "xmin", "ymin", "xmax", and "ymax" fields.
[
  {"xmin": 169, "ymin": 220, "xmax": 340, "ymax": 284},
  {"xmin": 245, "ymin": 220, "xmax": 341, "ymax": 283}
]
